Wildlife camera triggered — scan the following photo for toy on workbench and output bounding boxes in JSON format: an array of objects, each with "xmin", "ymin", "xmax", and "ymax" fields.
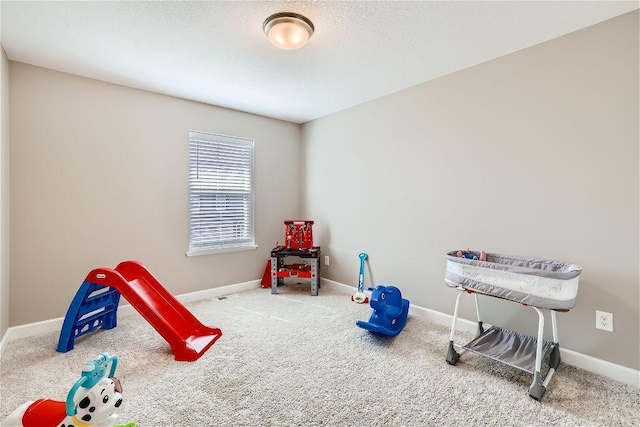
[{"xmin": 284, "ymin": 220, "xmax": 314, "ymax": 250}]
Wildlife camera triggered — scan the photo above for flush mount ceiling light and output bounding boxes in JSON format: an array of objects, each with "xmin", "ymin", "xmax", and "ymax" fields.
[{"xmin": 263, "ymin": 12, "xmax": 314, "ymax": 50}]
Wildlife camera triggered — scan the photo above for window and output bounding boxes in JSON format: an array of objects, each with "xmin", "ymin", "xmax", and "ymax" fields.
[{"xmin": 187, "ymin": 131, "xmax": 256, "ymax": 255}]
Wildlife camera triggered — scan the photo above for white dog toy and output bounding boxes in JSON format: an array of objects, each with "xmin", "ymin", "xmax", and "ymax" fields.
[{"xmin": 1, "ymin": 353, "xmax": 123, "ymax": 427}]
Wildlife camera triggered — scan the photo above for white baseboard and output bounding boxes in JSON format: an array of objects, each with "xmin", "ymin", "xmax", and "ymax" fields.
[
  {"xmin": 321, "ymin": 278, "xmax": 640, "ymax": 388},
  {"xmin": 559, "ymin": 347, "xmax": 640, "ymax": 388},
  {"xmin": 0, "ymin": 279, "xmax": 261, "ymax": 358},
  {"xmin": 0, "ymin": 325, "xmax": 10, "ymax": 358}
]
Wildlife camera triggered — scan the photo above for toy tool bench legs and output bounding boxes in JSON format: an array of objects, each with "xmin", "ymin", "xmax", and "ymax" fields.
[{"xmin": 270, "ymin": 246, "xmax": 321, "ymax": 296}]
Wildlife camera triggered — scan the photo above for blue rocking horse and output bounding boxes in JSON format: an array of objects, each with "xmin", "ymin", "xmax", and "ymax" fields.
[{"xmin": 356, "ymin": 285, "xmax": 410, "ymax": 336}]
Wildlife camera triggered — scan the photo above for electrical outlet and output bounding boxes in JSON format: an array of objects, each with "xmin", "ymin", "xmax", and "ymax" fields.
[
  {"xmin": 596, "ymin": 310, "xmax": 613, "ymax": 332},
  {"xmin": 324, "ymin": 256, "xmax": 329, "ymax": 266}
]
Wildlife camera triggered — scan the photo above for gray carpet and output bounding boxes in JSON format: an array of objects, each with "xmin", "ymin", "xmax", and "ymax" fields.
[{"xmin": 1, "ymin": 285, "xmax": 638, "ymax": 426}]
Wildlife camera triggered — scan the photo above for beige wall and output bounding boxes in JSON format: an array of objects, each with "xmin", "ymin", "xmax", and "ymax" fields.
[
  {"xmin": 0, "ymin": 45, "xmax": 9, "ymax": 339},
  {"xmin": 9, "ymin": 63, "xmax": 300, "ymax": 326},
  {"xmin": 302, "ymin": 11, "xmax": 639, "ymax": 369}
]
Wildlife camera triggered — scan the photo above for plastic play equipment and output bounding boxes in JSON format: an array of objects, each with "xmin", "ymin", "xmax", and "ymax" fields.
[
  {"xmin": 260, "ymin": 259, "xmax": 272, "ymax": 288},
  {"xmin": 261, "ymin": 220, "xmax": 316, "ymax": 290},
  {"xmin": 356, "ymin": 285, "xmax": 410, "ymax": 336},
  {"xmin": 351, "ymin": 253, "xmax": 369, "ymax": 303},
  {"xmin": 66, "ymin": 352, "xmax": 118, "ymax": 416},
  {"xmin": 284, "ymin": 220, "xmax": 314, "ymax": 250},
  {"xmin": 1, "ymin": 353, "xmax": 124, "ymax": 427},
  {"xmin": 57, "ymin": 260, "xmax": 222, "ymax": 362},
  {"xmin": 269, "ymin": 246, "xmax": 321, "ymax": 296}
]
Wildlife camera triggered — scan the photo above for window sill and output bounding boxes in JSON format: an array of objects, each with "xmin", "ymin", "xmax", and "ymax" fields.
[{"xmin": 186, "ymin": 245, "xmax": 258, "ymax": 257}]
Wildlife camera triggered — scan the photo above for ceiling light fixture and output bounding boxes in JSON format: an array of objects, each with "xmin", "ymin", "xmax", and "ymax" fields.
[{"xmin": 263, "ymin": 12, "xmax": 314, "ymax": 50}]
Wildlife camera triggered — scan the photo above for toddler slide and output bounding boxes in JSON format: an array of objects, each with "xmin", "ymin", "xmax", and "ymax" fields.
[{"xmin": 57, "ymin": 261, "xmax": 222, "ymax": 361}]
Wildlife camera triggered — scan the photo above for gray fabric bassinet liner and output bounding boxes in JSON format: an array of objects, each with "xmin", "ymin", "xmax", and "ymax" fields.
[{"xmin": 445, "ymin": 250, "xmax": 582, "ymax": 310}]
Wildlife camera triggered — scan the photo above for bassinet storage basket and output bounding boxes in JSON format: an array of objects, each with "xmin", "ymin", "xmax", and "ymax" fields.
[{"xmin": 444, "ymin": 250, "xmax": 582, "ymax": 401}]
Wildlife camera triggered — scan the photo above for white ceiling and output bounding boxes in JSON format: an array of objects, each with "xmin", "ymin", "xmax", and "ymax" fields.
[{"xmin": 1, "ymin": 1, "xmax": 637, "ymax": 124}]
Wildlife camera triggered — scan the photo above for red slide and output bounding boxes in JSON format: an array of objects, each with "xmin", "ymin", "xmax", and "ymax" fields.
[{"xmin": 84, "ymin": 260, "xmax": 222, "ymax": 362}]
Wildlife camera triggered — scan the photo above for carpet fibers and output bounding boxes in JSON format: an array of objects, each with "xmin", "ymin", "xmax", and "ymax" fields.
[{"xmin": 1, "ymin": 285, "xmax": 638, "ymax": 426}]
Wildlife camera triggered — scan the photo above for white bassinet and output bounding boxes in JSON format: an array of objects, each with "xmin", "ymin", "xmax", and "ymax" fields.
[{"xmin": 444, "ymin": 250, "xmax": 582, "ymax": 401}]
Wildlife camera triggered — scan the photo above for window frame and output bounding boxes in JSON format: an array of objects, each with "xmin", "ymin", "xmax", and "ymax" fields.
[{"xmin": 186, "ymin": 130, "xmax": 257, "ymax": 257}]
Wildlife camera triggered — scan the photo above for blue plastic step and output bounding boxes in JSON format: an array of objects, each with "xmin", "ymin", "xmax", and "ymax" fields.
[{"xmin": 57, "ymin": 281, "xmax": 121, "ymax": 353}]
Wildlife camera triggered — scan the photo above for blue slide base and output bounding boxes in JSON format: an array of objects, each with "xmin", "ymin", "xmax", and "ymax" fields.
[{"xmin": 57, "ymin": 281, "xmax": 121, "ymax": 353}]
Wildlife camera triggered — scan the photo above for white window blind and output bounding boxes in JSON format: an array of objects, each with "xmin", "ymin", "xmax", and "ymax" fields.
[{"xmin": 188, "ymin": 131, "xmax": 255, "ymax": 255}]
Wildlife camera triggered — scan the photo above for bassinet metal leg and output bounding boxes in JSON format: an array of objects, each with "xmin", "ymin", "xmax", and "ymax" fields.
[
  {"xmin": 548, "ymin": 310, "xmax": 561, "ymax": 369},
  {"xmin": 446, "ymin": 291, "xmax": 464, "ymax": 365},
  {"xmin": 542, "ymin": 311, "xmax": 560, "ymax": 389},
  {"xmin": 551, "ymin": 310, "xmax": 558, "ymax": 343},
  {"xmin": 529, "ymin": 307, "xmax": 548, "ymax": 401},
  {"xmin": 474, "ymin": 293, "xmax": 484, "ymax": 336}
]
